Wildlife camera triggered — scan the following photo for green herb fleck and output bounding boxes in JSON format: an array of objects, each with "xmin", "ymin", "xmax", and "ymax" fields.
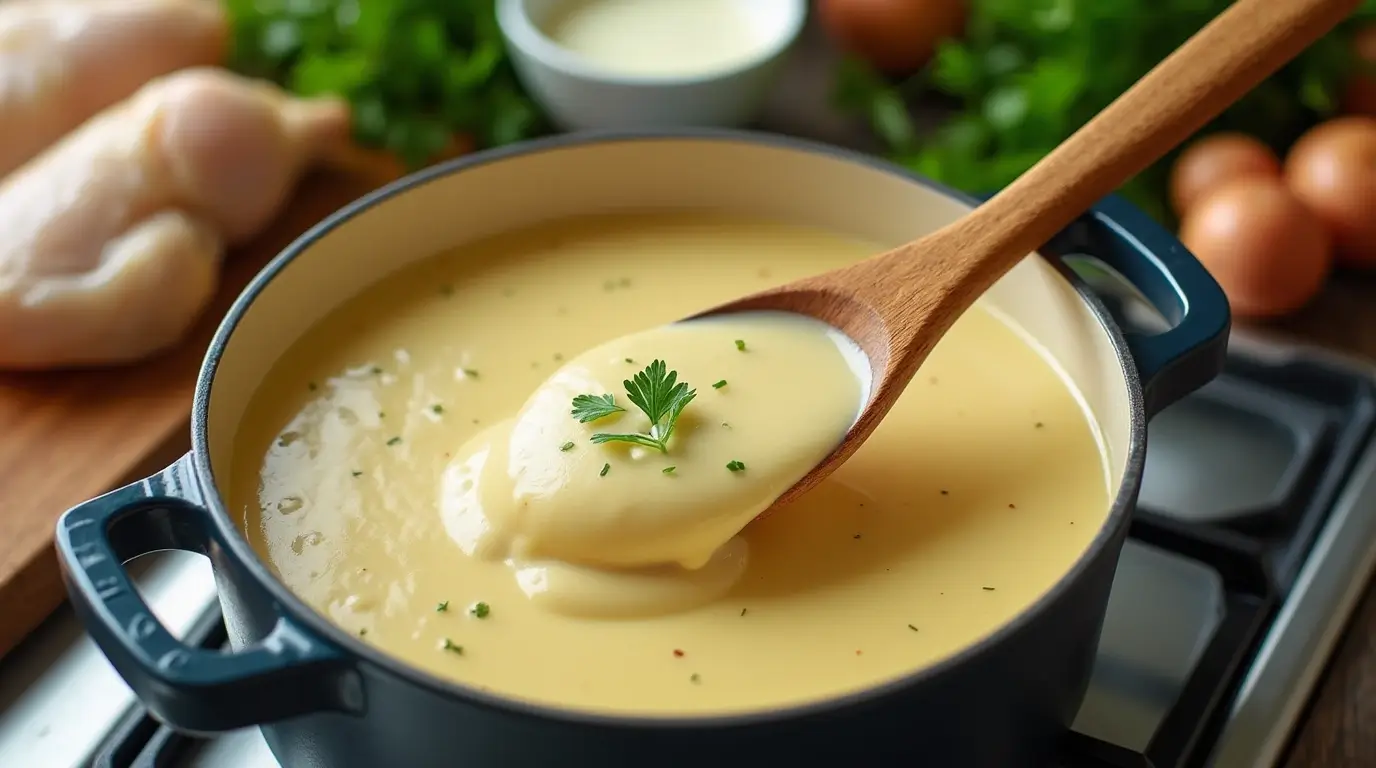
[
  {"xmin": 908, "ymin": 624, "xmax": 919, "ymax": 632},
  {"xmin": 378, "ymin": 411, "xmax": 386, "ymax": 419},
  {"xmin": 662, "ymin": 466, "xmax": 676, "ymax": 475},
  {"xmin": 726, "ymin": 460, "xmax": 746, "ymax": 473},
  {"xmin": 560, "ymin": 441, "xmax": 575, "ymax": 452},
  {"xmin": 982, "ymin": 586, "xmax": 996, "ymax": 591},
  {"xmin": 624, "ymin": 357, "xmax": 635, "ymax": 364},
  {"xmin": 471, "ymin": 601, "xmax": 490, "ymax": 619},
  {"xmin": 712, "ymin": 380, "xmax": 727, "ymax": 389},
  {"xmin": 583, "ymin": 360, "xmax": 697, "ymax": 453},
  {"xmin": 358, "ymin": 628, "xmax": 367, "ymax": 636},
  {"xmin": 431, "ymin": 404, "xmax": 444, "ymax": 415},
  {"xmin": 441, "ymin": 638, "xmax": 463, "ymax": 654},
  {"xmin": 734, "ymin": 340, "xmax": 746, "ymax": 351},
  {"xmin": 553, "ymin": 353, "xmax": 563, "ymax": 361},
  {"xmin": 740, "ymin": 608, "xmax": 748, "ymax": 616},
  {"xmin": 690, "ymin": 673, "xmax": 701, "ymax": 684},
  {"xmin": 461, "ymin": 368, "xmax": 479, "ymax": 379},
  {"xmin": 351, "ymin": 470, "xmax": 363, "ymax": 478},
  {"xmin": 600, "ymin": 462, "xmax": 611, "ymax": 477},
  {"xmin": 371, "ymin": 366, "xmax": 384, "ymax": 375},
  {"xmin": 386, "ymin": 436, "xmax": 402, "ymax": 446},
  {"xmin": 436, "ymin": 601, "xmax": 449, "ymax": 613}
]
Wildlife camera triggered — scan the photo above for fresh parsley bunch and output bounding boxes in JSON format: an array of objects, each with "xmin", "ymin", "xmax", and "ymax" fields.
[
  {"xmin": 225, "ymin": 0, "xmax": 547, "ymax": 169},
  {"xmin": 836, "ymin": 0, "xmax": 1376, "ymax": 223}
]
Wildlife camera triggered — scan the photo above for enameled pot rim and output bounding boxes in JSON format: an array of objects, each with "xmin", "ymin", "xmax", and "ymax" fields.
[{"xmin": 191, "ymin": 128, "xmax": 1147, "ymax": 729}]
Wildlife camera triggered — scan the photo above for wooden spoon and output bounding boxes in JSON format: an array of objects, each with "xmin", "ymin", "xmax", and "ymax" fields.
[{"xmin": 696, "ymin": 0, "xmax": 1362, "ymax": 511}]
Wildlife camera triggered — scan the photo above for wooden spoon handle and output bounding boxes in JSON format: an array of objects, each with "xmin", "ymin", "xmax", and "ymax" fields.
[{"xmin": 909, "ymin": 0, "xmax": 1361, "ymax": 295}]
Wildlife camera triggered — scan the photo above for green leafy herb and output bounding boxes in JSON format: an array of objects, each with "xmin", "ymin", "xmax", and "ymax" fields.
[
  {"xmin": 624, "ymin": 357, "xmax": 635, "ymax": 364},
  {"xmin": 831, "ymin": 0, "xmax": 1376, "ymax": 224},
  {"xmin": 441, "ymin": 638, "xmax": 463, "ymax": 654},
  {"xmin": 371, "ymin": 366, "xmax": 384, "ymax": 375},
  {"xmin": 662, "ymin": 466, "xmax": 676, "ymax": 475},
  {"xmin": 436, "ymin": 601, "xmax": 449, "ymax": 612},
  {"xmin": 224, "ymin": 0, "xmax": 548, "ymax": 168},
  {"xmin": 386, "ymin": 436, "xmax": 402, "ymax": 446},
  {"xmin": 734, "ymin": 340, "xmax": 746, "ymax": 351},
  {"xmin": 351, "ymin": 470, "xmax": 363, "ymax": 477},
  {"xmin": 726, "ymin": 460, "xmax": 746, "ymax": 473},
  {"xmin": 560, "ymin": 441, "xmax": 575, "ymax": 452},
  {"xmin": 908, "ymin": 624, "xmax": 919, "ymax": 632},
  {"xmin": 690, "ymin": 673, "xmax": 701, "ymax": 684},
  {"xmin": 461, "ymin": 368, "xmax": 479, "ymax": 379},
  {"xmin": 583, "ymin": 360, "xmax": 697, "ymax": 453},
  {"xmin": 471, "ymin": 601, "xmax": 490, "ymax": 618},
  {"xmin": 431, "ymin": 404, "xmax": 444, "ymax": 415},
  {"xmin": 600, "ymin": 462, "xmax": 611, "ymax": 477},
  {"xmin": 712, "ymin": 380, "xmax": 728, "ymax": 389},
  {"xmin": 571, "ymin": 393, "xmax": 625, "ymax": 423}
]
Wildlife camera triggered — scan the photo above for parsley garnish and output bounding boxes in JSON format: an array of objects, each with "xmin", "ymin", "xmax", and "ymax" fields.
[
  {"xmin": 461, "ymin": 368, "xmax": 479, "ymax": 379},
  {"xmin": 599, "ymin": 462, "xmax": 611, "ymax": 477},
  {"xmin": 471, "ymin": 601, "xmax": 490, "ymax": 618},
  {"xmin": 560, "ymin": 441, "xmax": 575, "ymax": 452},
  {"xmin": 571, "ymin": 393, "xmax": 624, "ymax": 423},
  {"xmin": 351, "ymin": 470, "xmax": 363, "ymax": 477},
  {"xmin": 662, "ymin": 466, "xmax": 676, "ymax": 475},
  {"xmin": 726, "ymin": 460, "xmax": 746, "ymax": 472},
  {"xmin": 436, "ymin": 601, "xmax": 449, "ymax": 613},
  {"xmin": 712, "ymin": 380, "xmax": 727, "ymax": 389},
  {"xmin": 386, "ymin": 436, "xmax": 402, "ymax": 446},
  {"xmin": 431, "ymin": 404, "xmax": 444, "ymax": 415},
  {"xmin": 734, "ymin": 340, "xmax": 746, "ymax": 351},
  {"xmin": 441, "ymin": 638, "xmax": 463, "ymax": 654},
  {"xmin": 581, "ymin": 360, "xmax": 696, "ymax": 453}
]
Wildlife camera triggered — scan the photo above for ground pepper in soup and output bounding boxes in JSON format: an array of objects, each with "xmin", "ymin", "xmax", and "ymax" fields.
[{"xmin": 229, "ymin": 212, "xmax": 1110, "ymax": 716}]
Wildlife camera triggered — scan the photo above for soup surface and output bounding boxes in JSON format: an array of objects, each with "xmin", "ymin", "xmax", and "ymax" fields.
[{"xmin": 231, "ymin": 213, "xmax": 1111, "ymax": 716}]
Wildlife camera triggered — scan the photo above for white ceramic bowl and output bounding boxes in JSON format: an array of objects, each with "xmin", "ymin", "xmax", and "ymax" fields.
[{"xmin": 497, "ymin": 0, "xmax": 807, "ymax": 130}]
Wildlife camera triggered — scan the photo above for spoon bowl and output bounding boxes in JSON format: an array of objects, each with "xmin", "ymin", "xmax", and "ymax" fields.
[{"xmin": 696, "ymin": 0, "xmax": 1364, "ymax": 515}]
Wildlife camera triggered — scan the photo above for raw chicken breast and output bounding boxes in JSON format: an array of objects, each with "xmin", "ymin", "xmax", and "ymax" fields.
[
  {"xmin": 0, "ymin": 68, "xmax": 351, "ymax": 370},
  {"xmin": 0, "ymin": 0, "xmax": 228, "ymax": 178}
]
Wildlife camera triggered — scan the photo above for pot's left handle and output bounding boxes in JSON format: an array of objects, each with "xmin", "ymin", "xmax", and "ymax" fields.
[{"xmin": 55, "ymin": 454, "xmax": 362, "ymax": 733}]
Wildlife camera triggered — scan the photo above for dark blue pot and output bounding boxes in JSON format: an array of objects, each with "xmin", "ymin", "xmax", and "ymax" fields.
[{"xmin": 53, "ymin": 131, "xmax": 1229, "ymax": 768}]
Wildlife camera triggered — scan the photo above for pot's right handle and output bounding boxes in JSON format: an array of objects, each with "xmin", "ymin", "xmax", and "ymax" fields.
[
  {"xmin": 1068, "ymin": 195, "xmax": 1231, "ymax": 416},
  {"xmin": 55, "ymin": 454, "xmax": 362, "ymax": 733},
  {"xmin": 975, "ymin": 188, "xmax": 1231, "ymax": 417}
]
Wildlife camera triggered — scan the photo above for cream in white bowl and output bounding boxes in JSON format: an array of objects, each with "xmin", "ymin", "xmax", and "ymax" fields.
[{"xmin": 496, "ymin": 0, "xmax": 806, "ymax": 130}]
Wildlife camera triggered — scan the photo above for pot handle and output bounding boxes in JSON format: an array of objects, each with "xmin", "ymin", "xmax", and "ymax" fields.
[
  {"xmin": 54, "ymin": 454, "xmax": 362, "ymax": 733},
  {"xmin": 977, "ymin": 191, "xmax": 1231, "ymax": 416}
]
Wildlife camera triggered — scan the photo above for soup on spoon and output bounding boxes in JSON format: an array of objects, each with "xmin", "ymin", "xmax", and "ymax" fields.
[{"xmin": 442, "ymin": 312, "xmax": 867, "ymax": 616}]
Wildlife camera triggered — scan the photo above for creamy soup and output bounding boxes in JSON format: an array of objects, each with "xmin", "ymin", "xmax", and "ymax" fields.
[
  {"xmin": 542, "ymin": 0, "xmax": 768, "ymax": 78},
  {"xmin": 231, "ymin": 213, "xmax": 1110, "ymax": 716}
]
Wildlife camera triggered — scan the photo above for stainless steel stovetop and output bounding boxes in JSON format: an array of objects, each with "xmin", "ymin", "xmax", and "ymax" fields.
[{"xmin": 2, "ymin": 327, "xmax": 1375, "ymax": 768}]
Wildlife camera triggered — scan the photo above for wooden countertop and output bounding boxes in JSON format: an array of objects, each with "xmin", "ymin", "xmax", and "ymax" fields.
[{"xmin": 1273, "ymin": 274, "xmax": 1376, "ymax": 767}]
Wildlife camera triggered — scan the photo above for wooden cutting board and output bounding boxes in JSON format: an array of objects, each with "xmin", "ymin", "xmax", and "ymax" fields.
[{"xmin": 0, "ymin": 170, "xmax": 381, "ymax": 658}]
